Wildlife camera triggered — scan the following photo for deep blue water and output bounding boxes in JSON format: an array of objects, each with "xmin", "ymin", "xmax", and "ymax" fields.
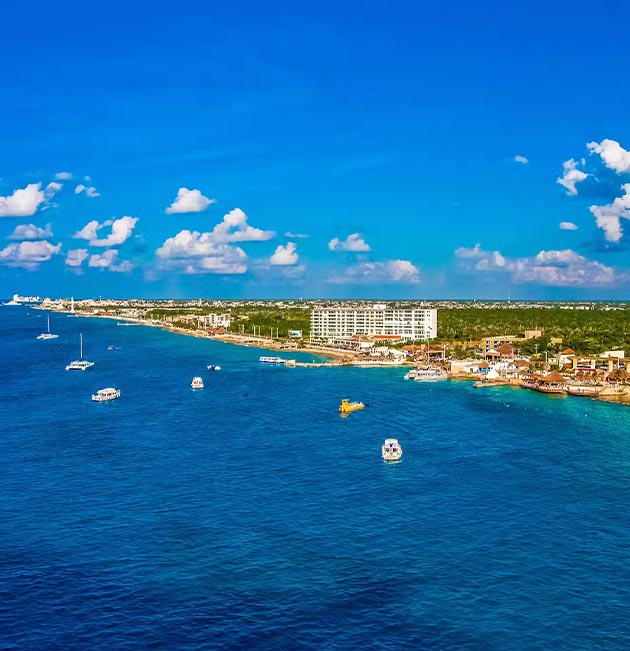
[{"xmin": 1, "ymin": 307, "xmax": 630, "ymax": 650}]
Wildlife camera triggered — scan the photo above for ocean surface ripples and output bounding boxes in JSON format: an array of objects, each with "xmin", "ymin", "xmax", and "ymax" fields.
[{"xmin": 1, "ymin": 309, "xmax": 630, "ymax": 649}]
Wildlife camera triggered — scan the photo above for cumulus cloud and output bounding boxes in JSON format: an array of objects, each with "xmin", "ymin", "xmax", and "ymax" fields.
[
  {"xmin": 74, "ymin": 183, "xmax": 101, "ymax": 198},
  {"xmin": 0, "ymin": 183, "xmax": 46, "ymax": 217},
  {"xmin": 0, "ymin": 240, "xmax": 62, "ymax": 269},
  {"xmin": 74, "ymin": 216, "xmax": 138, "ymax": 246},
  {"xmin": 587, "ymin": 139, "xmax": 630, "ymax": 174},
  {"xmin": 156, "ymin": 230, "xmax": 248, "ymax": 274},
  {"xmin": 329, "ymin": 259, "xmax": 420, "ymax": 284},
  {"xmin": 88, "ymin": 249, "xmax": 132, "ymax": 272},
  {"xmin": 166, "ymin": 187, "xmax": 215, "ymax": 214},
  {"xmin": 66, "ymin": 248, "xmax": 89, "ymax": 267},
  {"xmin": 455, "ymin": 244, "xmax": 615, "ymax": 286},
  {"xmin": 155, "ymin": 208, "xmax": 272, "ymax": 274},
  {"xmin": 270, "ymin": 242, "xmax": 298, "ymax": 265},
  {"xmin": 514, "ymin": 155, "xmax": 529, "ymax": 164},
  {"xmin": 55, "ymin": 171, "xmax": 73, "ymax": 181},
  {"xmin": 328, "ymin": 233, "xmax": 371, "ymax": 252},
  {"xmin": 557, "ymin": 158, "xmax": 588, "ymax": 195},
  {"xmin": 559, "ymin": 221, "xmax": 578, "ymax": 231},
  {"xmin": 589, "ymin": 183, "xmax": 630, "ymax": 242},
  {"xmin": 8, "ymin": 223, "xmax": 53, "ymax": 240}
]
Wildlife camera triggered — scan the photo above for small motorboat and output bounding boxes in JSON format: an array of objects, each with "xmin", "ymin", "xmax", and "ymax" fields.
[
  {"xmin": 92, "ymin": 388, "xmax": 121, "ymax": 402},
  {"xmin": 207, "ymin": 364, "xmax": 222, "ymax": 371},
  {"xmin": 382, "ymin": 439, "xmax": 403, "ymax": 462},
  {"xmin": 191, "ymin": 376, "xmax": 204, "ymax": 389},
  {"xmin": 339, "ymin": 398, "xmax": 364, "ymax": 414}
]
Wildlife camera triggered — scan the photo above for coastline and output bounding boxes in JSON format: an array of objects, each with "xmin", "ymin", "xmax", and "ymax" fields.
[{"xmin": 36, "ymin": 308, "xmax": 630, "ymax": 405}]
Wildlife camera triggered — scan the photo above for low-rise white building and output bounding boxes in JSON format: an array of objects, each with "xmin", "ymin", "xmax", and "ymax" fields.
[{"xmin": 198, "ymin": 313, "xmax": 231, "ymax": 329}]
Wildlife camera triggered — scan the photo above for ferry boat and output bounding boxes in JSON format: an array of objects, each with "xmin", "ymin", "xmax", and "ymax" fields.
[
  {"xmin": 207, "ymin": 364, "xmax": 222, "ymax": 371},
  {"xmin": 405, "ymin": 367, "xmax": 448, "ymax": 382},
  {"xmin": 339, "ymin": 398, "xmax": 365, "ymax": 414},
  {"xmin": 66, "ymin": 334, "xmax": 95, "ymax": 371},
  {"xmin": 191, "ymin": 376, "xmax": 204, "ymax": 389},
  {"xmin": 259, "ymin": 356, "xmax": 286, "ymax": 365},
  {"xmin": 36, "ymin": 314, "xmax": 59, "ymax": 340},
  {"xmin": 91, "ymin": 388, "xmax": 121, "ymax": 402},
  {"xmin": 382, "ymin": 438, "xmax": 403, "ymax": 462}
]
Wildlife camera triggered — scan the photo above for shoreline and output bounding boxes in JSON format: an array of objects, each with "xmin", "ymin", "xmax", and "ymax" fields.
[{"xmin": 37, "ymin": 308, "xmax": 630, "ymax": 405}]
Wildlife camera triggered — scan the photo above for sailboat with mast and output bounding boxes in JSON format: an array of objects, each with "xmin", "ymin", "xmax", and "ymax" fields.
[
  {"xmin": 65, "ymin": 333, "xmax": 95, "ymax": 370},
  {"xmin": 36, "ymin": 314, "xmax": 59, "ymax": 340},
  {"xmin": 67, "ymin": 296, "xmax": 78, "ymax": 317}
]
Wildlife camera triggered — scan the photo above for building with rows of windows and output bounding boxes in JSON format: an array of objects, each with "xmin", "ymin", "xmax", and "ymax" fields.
[{"xmin": 310, "ymin": 304, "xmax": 437, "ymax": 342}]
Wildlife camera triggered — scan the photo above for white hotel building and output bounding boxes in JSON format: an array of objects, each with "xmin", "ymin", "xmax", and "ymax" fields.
[{"xmin": 310, "ymin": 304, "xmax": 437, "ymax": 342}]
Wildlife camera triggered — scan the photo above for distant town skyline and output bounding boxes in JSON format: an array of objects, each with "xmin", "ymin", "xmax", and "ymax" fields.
[{"xmin": 2, "ymin": 1, "xmax": 630, "ymax": 299}]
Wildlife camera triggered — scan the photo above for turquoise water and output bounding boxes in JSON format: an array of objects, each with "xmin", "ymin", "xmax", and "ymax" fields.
[{"xmin": 2, "ymin": 307, "xmax": 630, "ymax": 650}]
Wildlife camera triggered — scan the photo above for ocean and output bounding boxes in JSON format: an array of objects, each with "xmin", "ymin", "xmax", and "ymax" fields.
[{"xmin": 1, "ymin": 307, "xmax": 630, "ymax": 650}]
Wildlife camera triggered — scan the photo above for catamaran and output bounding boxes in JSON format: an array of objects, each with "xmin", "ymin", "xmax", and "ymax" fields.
[
  {"xmin": 92, "ymin": 388, "xmax": 121, "ymax": 402},
  {"xmin": 65, "ymin": 333, "xmax": 95, "ymax": 370},
  {"xmin": 37, "ymin": 314, "xmax": 59, "ymax": 340}
]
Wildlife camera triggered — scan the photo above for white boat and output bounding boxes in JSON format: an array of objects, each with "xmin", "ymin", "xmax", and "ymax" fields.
[
  {"xmin": 405, "ymin": 367, "xmax": 448, "ymax": 382},
  {"xmin": 382, "ymin": 438, "xmax": 403, "ymax": 462},
  {"xmin": 92, "ymin": 388, "xmax": 121, "ymax": 402},
  {"xmin": 37, "ymin": 314, "xmax": 59, "ymax": 340},
  {"xmin": 191, "ymin": 376, "xmax": 204, "ymax": 389},
  {"xmin": 259, "ymin": 356, "xmax": 286, "ymax": 365},
  {"xmin": 207, "ymin": 364, "xmax": 222, "ymax": 371},
  {"xmin": 65, "ymin": 333, "xmax": 95, "ymax": 371}
]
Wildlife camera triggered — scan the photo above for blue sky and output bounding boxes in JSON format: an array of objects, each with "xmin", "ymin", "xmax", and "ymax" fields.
[{"xmin": 2, "ymin": 0, "xmax": 630, "ymax": 299}]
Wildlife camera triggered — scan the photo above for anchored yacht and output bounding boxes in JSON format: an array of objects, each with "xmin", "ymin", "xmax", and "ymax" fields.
[
  {"xmin": 207, "ymin": 364, "xmax": 222, "ymax": 371},
  {"xmin": 66, "ymin": 333, "xmax": 95, "ymax": 370},
  {"xmin": 382, "ymin": 439, "xmax": 403, "ymax": 462},
  {"xmin": 405, "ymin": 367, "xmax": 448, "ymax": 382},
  {"xmin": 92, "ymin": 388, "xmax": 121, "ymax": 402},
  {"xmin": 37, "ymin": 314, "xmax": 59, "ymax": 340},
  {"xmin": 191, "ymin": 376, "xmax": 204, "ymax": 389},
  {"xmin": 259, "ymin": 356, "xmax": 286, "ymax": 365}
]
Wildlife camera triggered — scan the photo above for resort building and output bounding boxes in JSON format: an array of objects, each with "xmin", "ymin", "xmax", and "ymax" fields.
[
  {"xmin": 310, "ymin": 304, "xmax": 437, "ymax": 342},
  {"xmin": 198, "ymin": 313, "xmax": 231, "ymax": 329}
]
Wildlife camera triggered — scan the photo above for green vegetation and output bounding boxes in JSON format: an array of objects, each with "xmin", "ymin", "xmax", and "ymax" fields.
[
  {"xmin": 437, "ymin": 308, "xmax": 630, "ymax": 355},
  {"xmin": 227, "ymin": 307, "xmax": 310, "ymax": 338}
]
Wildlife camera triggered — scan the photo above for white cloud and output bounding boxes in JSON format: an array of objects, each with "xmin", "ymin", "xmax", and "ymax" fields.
[
  {"xmin": 88, "ymin": 249, "xmax": 132, "ymax": 272},
  {"xmin": 54, "ymin": 171, "xmax": 73, "ymax": 181},
  {"xmin": 270, "ymin": 242, "xmax": 298, "ymax": 265},
  {"xmin": 557, "ymin": 158, "xmax": 588, "ymax": 195},
  {"xmin": 589, "ymin": 183, "xmax": 630, "ymax": 242},
  {"xmin": 0, "ymin": 240, "xmax": 62, "ymax": 269},
  {"xmin": 210, "ymin": 208, "xmax": 274, "ymax": 243},
  {"xmin": 66, "ymin": 248, "xmax": 89, "ymax": 267},
  {"xmin": 165, "ymin": 187, "xmax": 215, "ymax": 214},
  {"xmin": 75, "ymin": 183, "xmax": 101, "ymax": 198},
  {"xmin": 155, "ymin": 209, "xmax": 272, "ymax": 274},
  {"xmin": 559, "ymin": 221, "xmax": 578, "ymax": 231},
  {"xmin": 44, "ymin": 182, "xmax": 62, "ymax": 200},
  {"xmin": 328, "ymin": 233, "xmax": 371, "ymax": 252},
  {"xmin": 74, "ymin": 216, "xmax": 138, "ymax": 247},
  {"xmin": 156, "ymin": 230, "xmax": 248, "ymax": 274},
  {"xmin": 329, "ymin": 259, "xmax": 420, "ymax": 284},
  {"xmin": 0, "ymin": 183, "xmax": 46, "ymax": 217},
  {"xmin": 8, "ymin": 223, "xmax": 53, "ymax": 240},
  {"xmin": 285, "ymin": 231, "xmax": 309, "ymax": 238},
  {"xmin": 587, "ymin": 139, "xmax": 630, "ymax": 174},
  {"xmin": 455, "ymin": 244, "xmax": 615, "ymax": 286},
  {"xmin": 514, "ymin": 155, "xmax": 528, "ymax": 164}
]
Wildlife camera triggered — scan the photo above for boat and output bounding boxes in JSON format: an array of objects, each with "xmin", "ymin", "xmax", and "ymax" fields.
[
  {"xmin": 91, "ymin": 388, "xmax": 121, "ymax": 402},
  {"xmin": 567, "ymin": 382, "xmax": 603, "ymax": 397},
  {"xmin": 191, "ymin": 376, "xmax": 204, "ymax": 389},
  {"xmin": 259, "ymin": 356, "xmax": 286, "ymax": 365},
  {"xmin": 36, "ymin": 314, "xmax": 59, "ymax": 340},
  {"xmin": 382, "ymin": 438, "xmax": 403, "ymax": 462},
  {"xmin": 65, "ymin": 333, "xmax": 95, "ymax": 371},
  {"xmin": 339, "ymin": 398, "xmax": 365, "ymax": 414},
  {"xmin": 405, "ymin": 367, "xmax": 448, "ymax": 381},
  {"xmin": 207, "ymin": 364, "xmax": 222, "ymax": 371}
]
